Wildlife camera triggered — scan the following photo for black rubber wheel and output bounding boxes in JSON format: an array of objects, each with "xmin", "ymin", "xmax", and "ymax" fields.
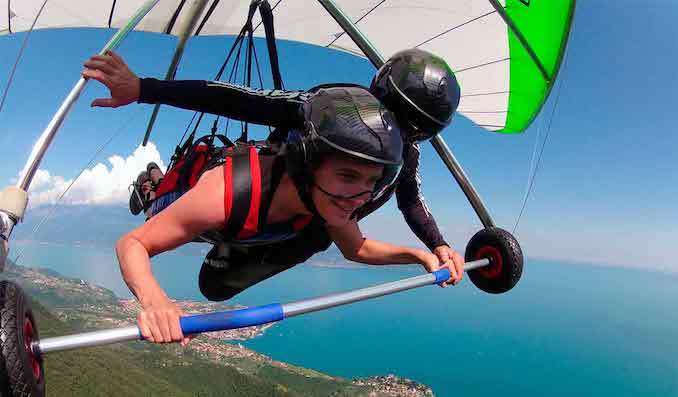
[
  {"xmin": 0, "ymin": 281, "xmax": 45, "ymax": 397},
  {"xmin": 464, "ymin": 227, "xmax": 523, "ymax": 294}
]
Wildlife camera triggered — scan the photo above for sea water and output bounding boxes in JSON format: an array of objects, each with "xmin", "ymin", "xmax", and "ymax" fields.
[{"xmin": 10, "ymin": 242, "xmax": 678, "ymax": 396}]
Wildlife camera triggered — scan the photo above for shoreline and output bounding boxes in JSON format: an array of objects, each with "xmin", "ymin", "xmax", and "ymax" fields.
[{"xmin": 1, "ymin": 261, "xmax": 435, "ymax": 396}]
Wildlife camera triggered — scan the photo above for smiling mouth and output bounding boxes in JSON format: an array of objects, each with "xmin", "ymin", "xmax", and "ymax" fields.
[{"xmin": 331, "ymin": 200, "xmax": 353, "ymax": 213}]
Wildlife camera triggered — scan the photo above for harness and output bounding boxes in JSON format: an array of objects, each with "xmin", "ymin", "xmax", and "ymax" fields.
[{"xmin": 153, "ymin": 135, "xmax": 311, "ymax": 246}]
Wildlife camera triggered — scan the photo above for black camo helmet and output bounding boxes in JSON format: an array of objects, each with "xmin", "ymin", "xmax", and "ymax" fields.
[
  {"xmin": 370, "ymin": 48, "xmax": 461, "ymax": 142},
  {"xmin": 286, "ymin": 86, "xmax": 403, "ymax": 217}
]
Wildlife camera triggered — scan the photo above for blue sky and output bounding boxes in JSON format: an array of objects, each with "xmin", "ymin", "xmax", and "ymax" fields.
[{"xmin": 0, "ymin": 1, "xmax": 676, "ymax": 271}]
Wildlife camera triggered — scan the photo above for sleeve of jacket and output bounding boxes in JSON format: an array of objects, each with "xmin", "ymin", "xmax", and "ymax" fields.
[
  {"xmin": 138, "ymin": 78, "xmax": 310, "ymax": 129},
  {"xmin": 395, "ymin": 142, "xmax": 449, "ymax": 251}
]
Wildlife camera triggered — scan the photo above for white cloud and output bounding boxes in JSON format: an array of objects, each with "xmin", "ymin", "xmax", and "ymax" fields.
[{"xmin": 25, "ymin": 143, "xmax": 166, "ymax": 208}]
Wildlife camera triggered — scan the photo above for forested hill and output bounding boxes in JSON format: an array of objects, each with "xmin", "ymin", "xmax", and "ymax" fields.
[{"xmin": 1, "ymin": 262, "xmax": 433, "ymax": 397}]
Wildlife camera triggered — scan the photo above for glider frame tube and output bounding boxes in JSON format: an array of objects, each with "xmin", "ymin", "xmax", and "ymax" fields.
[
  {"xmin": 142, "ymin": 0, "xmax": 211, "ymax": 146},
  {"xmin": 316, "ymin": 0, "xmax": 496, "ymax": 229},
  {"xmin": 0, "ymin": 0, "xmax": 161, "ymax": 248},
  {"xmin": 16, "ymin": 0, "xmax": 161, "ymax": 192},
  {"xmin": 34, "ymin": 258, "xmax": 489, "ymax": 355},
  {"xmin": 430, "ymin": 136, "xmax": 495, "ymax": 228}
]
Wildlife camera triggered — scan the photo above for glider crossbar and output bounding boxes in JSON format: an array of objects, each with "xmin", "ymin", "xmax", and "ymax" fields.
[{"xmin": 34, "ymin": 259, "xmax": 489, "ymax": 355}]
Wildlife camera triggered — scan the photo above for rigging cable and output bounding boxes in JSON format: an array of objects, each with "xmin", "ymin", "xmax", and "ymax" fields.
[
  {"xmin": 12, "ymin": 108, "xmax": 144, "ymax": 265},
  {"xmin": 0, "ymin": 0, "xmax": 49, "ymax": 115},
  {"xmin": 512, "ymin": 47, "xmax": 572, "ymax": 234},
  {"xmin": 176, "ymin": 0, "xmax": 278, "ymax": 150}
]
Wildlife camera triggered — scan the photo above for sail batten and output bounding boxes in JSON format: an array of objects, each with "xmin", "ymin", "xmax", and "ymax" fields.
[{"xmin": 1, "ymin": 0, "xmax": 575, "ymax": 133}]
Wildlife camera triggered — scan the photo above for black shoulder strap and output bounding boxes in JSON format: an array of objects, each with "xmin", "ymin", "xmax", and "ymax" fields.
[
  {"xmin": 256, "ymin": 154, "xmax": 285, "ymax": 229},
  {"xmin": 177, "ymin": 134, "xmax": 233, "ymax": 191},
  {"xmin": 223, "ymin": 149, "xmax": 254, "ymax": 239}
]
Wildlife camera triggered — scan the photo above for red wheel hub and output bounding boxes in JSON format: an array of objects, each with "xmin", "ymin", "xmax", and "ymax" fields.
[
  {"xmin": 23, "ymin": 318, "xmax": 41, "ymax": 380},
  {"xmin": 475, "ymin": 246, "xmax": 503, "ymax": 279}
]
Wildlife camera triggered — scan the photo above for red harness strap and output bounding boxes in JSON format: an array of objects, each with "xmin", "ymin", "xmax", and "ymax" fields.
[
  {"xmin": 155, "ymin": 139, "xmax": 308, "ymax": 243},
  {"xmin": 153, "ymin": 140, "xmax": 259, "ymax": 241},
  {"xmin": 221, "ymin": 146, "xmax": 262, "ymax": 240},
  {"xmin": 237, "ymin": 146, "xmax": 262, "ymax": 239},
  {"xmin": 223, "ymin": 153, "xmax": 234, "ymax": 228},
  {"xmin": 155, "ymin": 144, "xmax": 211, "ymax": 197},
  {"xmin": 223, "ymin": 147, "xmax": 312, "ymax": 242}
]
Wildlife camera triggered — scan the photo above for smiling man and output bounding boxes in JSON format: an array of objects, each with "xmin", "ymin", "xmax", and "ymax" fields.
[{"xmin": 82, "ymin": 49, "xmax": 465, "ymax": 313}]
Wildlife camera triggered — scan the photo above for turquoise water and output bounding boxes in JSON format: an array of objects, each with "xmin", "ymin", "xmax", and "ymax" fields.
[{"xmin": 11, "ymin": 242, "xmax": 678, "ymax": 396}]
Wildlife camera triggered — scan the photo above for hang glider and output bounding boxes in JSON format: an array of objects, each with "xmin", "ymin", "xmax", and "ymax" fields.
[{"xmin": 1, "ymin": 0, "xmax": 575, "ymax": 133}]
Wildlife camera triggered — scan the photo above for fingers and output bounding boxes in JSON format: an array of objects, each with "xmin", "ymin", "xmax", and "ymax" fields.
[
  {"xmin": 81, "ymin": 68, "xmax": 108, "ymax": 85},
  {"xmin": 83, "ymin": 58, "xmax": 117, "ymax": 75},
  {"xmin": 143, "ymin": 311, "xmax": 165, "ymax": 343},
  {"xmin": 432, "ymin": 253, "xmax": 454, "ymax": 287},
  {"xmin": 106, "ymin": 49, "xmax": 126, "ymax": 66},
  {"xmin": 433, "ymin": 246, "xmax": 451, "ymax": 287},
  {"xmin": 439, "ymin": 249, "xmax": 450, "ymax": 262},
  {"xmin": 90, "ymin": 98, "xmax": 118, "ymax": 108},
  {"xmin": 452, "ymin": 252, "xmax": 465, "ymax": 284},
  {"xmin": 84, "ymin": 50, "xmax": 131, "ymax": 77},
  {"xmin": 138, "ymin": 312, "xmax": 152, "ymax": 342},
  {"xmin": 89, "ymin": 53, "xmax": 116, "ymax": 64},
  {"xmin": 156, "ymin": 311, "xmax": 173, "ymax": 343},
  {"xmin": 443, "ymin": 261, "xmax": 458, "ymax": 288},
  {"xmin": 436, "ymin": 260, "xmax": 462, "ymax": 288},
  {"xmin": 434, "ymin": 261, "xmax": 451, "ymax": 288},
  {"xmin": 82, "ymin": 53, "xmax": 139, "ymax": 107},
  {"xmin": 425, "ymin": 250, "xmax": 462, "ymax": 289},
  {"xmin": 433, "ymin": 246, "xmax": 465, "ymax": 287},
  {"xmin": 445, "ymin": 256, "xmax": 464, "ymax": 286},
  {"xmin": 138, "ymin": 310, "xmax": 165, "ymax": 343},
  {"xmin": 169, "ymin": 310, "xmax": 185, "ymax": 343},
  {"xmin": 137, "ymin": 308, "xmax": 185, "ymax": 344},
  {"xmin": 428, "ymin": 257, "xmax": 453, "ymax": 288}
]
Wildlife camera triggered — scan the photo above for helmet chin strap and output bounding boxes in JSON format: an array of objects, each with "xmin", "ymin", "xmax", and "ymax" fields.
[
  {"xmin": 291, "ymin": 172, "xmax": 326, "ymax": 224},
  {"xmin": 402, "ymin": 118, "xmax": 433, "ymax": 143},
  {"xmin": 295, "ymin": 179, "xmax": 371, "ymax": 225},
  {"xmin": 314, "ymin": 184, "xmax": 372, "ymax": 201}
]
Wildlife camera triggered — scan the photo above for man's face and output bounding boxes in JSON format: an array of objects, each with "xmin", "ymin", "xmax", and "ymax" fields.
[{"xmin": 310, "ymin": 155, "xmax": 383, "ymax": 226}]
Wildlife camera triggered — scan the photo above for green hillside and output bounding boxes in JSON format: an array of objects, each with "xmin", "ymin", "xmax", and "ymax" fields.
[{"xmin": 1, "ymin": 262, "xmax": 431, "ymax": 396}]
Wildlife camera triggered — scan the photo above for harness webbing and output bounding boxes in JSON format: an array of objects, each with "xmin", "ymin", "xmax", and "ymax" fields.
[
  {"xmin": 223, "ymin": 148, "xmax": 254, "ymax": 239},
  {"xmin": 174, "ymin": 0, "xmax": 284, "ymax": 157}
]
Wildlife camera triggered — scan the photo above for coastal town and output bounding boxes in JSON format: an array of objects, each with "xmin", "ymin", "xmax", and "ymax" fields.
[{"xmin": 3, "ymin": 261, "xmax": 434, "ymax": 397}]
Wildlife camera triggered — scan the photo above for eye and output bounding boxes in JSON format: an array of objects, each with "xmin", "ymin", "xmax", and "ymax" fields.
[{"xmin": 337, "ymin": 172, "xmax": 357, "ymax": 182}]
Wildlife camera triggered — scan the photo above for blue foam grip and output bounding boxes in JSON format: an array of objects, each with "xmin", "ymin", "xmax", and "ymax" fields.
[
  {"xmin": 179, "ymin": 303, "xmax": 284, "ymax": 335},
  {"xmin": 433, "ymin": 268, "xmax": 451, "ymax": 284}
]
